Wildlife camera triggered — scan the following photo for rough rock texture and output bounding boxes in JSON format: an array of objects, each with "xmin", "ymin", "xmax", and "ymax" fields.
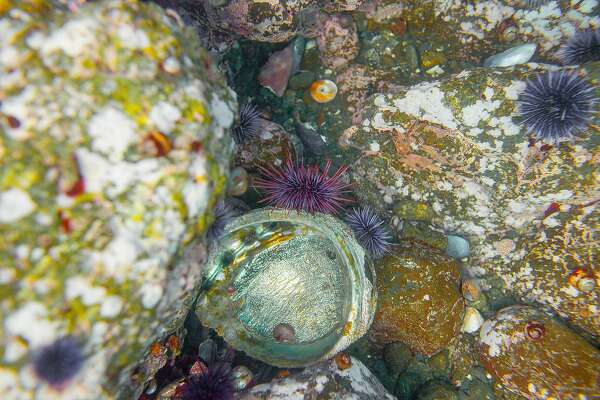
[
  {"xmin": 344, "ymin": 63, "xmax": 600, "ymax": 341},
  {"xmin": 0, "ymin": 1, "xmax": 235, "ymax": 398},
  {"xmin": 235, "ymin": 119, "xmax": 296, "ymax": 172},
  {"xmin": 236, "ymin": 356, "xmax": 395, "ymax": 399},
  {"xmin": 370, "ymin": 242, "xmax": 465, "ymax": 356},
  {"xmin": 316, "ymin": 13, "xmax": 360, "ymax": 70},
  {"xmin": 220, "ymin": 0, "xmax": 317, "ymax": 42},
  {"xmin": 478, "ymin": 305, "xmax": 600, "ymax": 399}
]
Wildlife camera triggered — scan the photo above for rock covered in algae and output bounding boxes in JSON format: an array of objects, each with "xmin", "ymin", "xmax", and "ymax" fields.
[
  {"xmin": 196, "ymin": 208, "xmax": 377, "ymax": 368},
  {"xmin": 504, "ymin": 203, "xmax": 600, "ymax": 341},
  {"xmin": 216, "ymin": 0, "xmax": 318, "ymax": 43},
  {"xmin": 234, "ymin": 119, "xmax": 296, "ymax": 172},
  {"xmin": 370, "ymin": 242, "xmax": 464, "ymax": 356},
  {"xmin": 345, "ymin": 62, "xmax": 600, "ymax": 340},
  {"xmin": 0, "ymin": 1, "xmax": 235, "ymax": 398},
  {"xmin": 236, "ymin": 356, "xmax": 395, "ymax": 399},
  {"xmin": 478, "ymin": 305, "xmax": 600, "ymax": 399}
]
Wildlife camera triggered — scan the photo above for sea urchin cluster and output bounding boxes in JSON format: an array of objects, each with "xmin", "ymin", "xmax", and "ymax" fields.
[
  {"xmin": 254, "ymin": 159, "xmax": 351, "ymax": 214},
  {"xmin": 517, "ymin": 70, "xmax": 597, "ymax": 143},
  {"xmin": 345, "ymin": 206, "xmax": 392, "ymax": 259},
  {"xmin": 559, "ymin": 29, "xmax": 600, "ymax": 65},
  {"xmin": 32, "ymin": 336, "xmax": 84, "ymax": 386},
  {"xmin": 232, "ymin": 103, "xmax": 262, "ymax": 145}
]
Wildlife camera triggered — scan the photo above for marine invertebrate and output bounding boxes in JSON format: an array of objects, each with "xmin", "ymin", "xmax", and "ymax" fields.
[
  {"xmin": 181, "ymin": 361, "xmax": 235, "ymax": 400},
  {"xmin": 525, "ymin": 321, "xmax": 545, "ymax": 340},
  {"xmin": 517, "ymin": 70, "xmax": 597, "ymax": 143},
  {"xmin": 568, "ymin": 269, "xmax": 596, "ymax": 292},
  {"xmin": 344, "ymin": 206, "xmax": 391, "ymax": 258},
  {"xmin": 254, "ymin": 159, "xmax": 351, "ymax": 214},
  {"xmin": 32, "ymin": 336, "xmax": 84, "ymax": 386},
  {"xmin": 558, "ymin": 29, "xmax": 600, "ymax": 65},
  {"xmin": 232, "ymin": 103, "xmax": 262, "ymax": 145},
  {"xmin": 310, "ymin": 79, "xmax": 338, "ymax": 103},
  {"xmin": 207, "ymin": 201, "xmax": 237, "ymax": 242}
]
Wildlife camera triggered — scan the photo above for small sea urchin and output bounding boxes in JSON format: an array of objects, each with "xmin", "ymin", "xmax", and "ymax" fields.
[
  {"xmin": 254, "ymin": 159, "xmax": 351, "ymax": 214},
  {"xmin": 517, "ymin": 70, "xmax": 597, "ymax": 143},
  {"xmin": 207, "ymin": 201, "xmax": 236, "ymax": 242},
  {"xmin": 181, "ymin": 361, "xmax": 235, "ymax": 400},
  {"xmin": 559, "ymin": 29, "xmax": 600, "ymax": 65},
  {"xmin": 32, "ymin": 336, "xmax": 84, "ymax": 386},
  {"xmin": 345, "ymin": 206, "xmax": 392, "ymax": 258},
  {"xmin": 232, "ymin": 103, "xmax": 262, "ymax": 145}
]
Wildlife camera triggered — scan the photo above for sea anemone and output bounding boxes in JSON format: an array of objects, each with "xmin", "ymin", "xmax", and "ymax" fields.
[
  {"xmin": 32, "ymin": 336, "xmax": 84, "ymax": 386},
  {"xmin": 181, "ymin": 361, "xmax": 235, "ymax": 400},
  {"xmin": 232, "ymin": 103, "xmax": 262, "ymax": 145},
  {"xmin": 517, "ymin": 70, "xmax": 597, "ymax": 143},
  {"xmin": 558, "ymin": 29, "xmax": 600, "ymax": 65},
  {"xmin": 207, "ymin": 201, "xmax": 236, "ymax": 242},
  {"xmin": 344, "ymin": 206, "xmax": 392, "ymax": 258},
  {"xmin": 254, "ymin": 159, "xmax": 351, "ymax": 214}
]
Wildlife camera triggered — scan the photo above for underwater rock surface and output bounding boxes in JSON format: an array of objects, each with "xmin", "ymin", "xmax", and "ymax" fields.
[
  {"xmin": 236, "ymin": 356, "xmax": 395, "ymax": 399},
  {"xmin": 370, "ymin": 242, "xmax": 464, "ymax": 356},
  {"xmin": 0, "ymin": 1, "xmax": 235, "ymax": 398},
  {"xmin": 346, "ymin": 62, "xmax": 600, "ymax": 342},
  {"xmin": 196, "ymin": 208, "xmax": 376, "ymax": 368},
  {"xmin": 478, "ymin": 305, "xmax": 600, "ymax": 399}
]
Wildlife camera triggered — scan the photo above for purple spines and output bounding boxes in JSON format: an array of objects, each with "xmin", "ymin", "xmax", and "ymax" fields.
[
  {"xmin": 254, "ymin": 159, "xmax": 352, "ymax": 214},
  {"xmin": 559, "ymin": 29, "xmax": 600, "ymax": 65},
  {"xmin": 345, "ymin": 206, "xmax": 392, "ymax": 259},
  {"xmin": 207, "ymin": 201, "xmax": 236, "ymax": 242},
  {"xmin": 32, "ymin": 336, "xmax": 84, "ymax": 386},
  {"xmin": 517, "ymin": 70, "xmax": 597, "ymax": 144},
  {"xmin": 181, "ymin": 361, "xmax": 235, "ymax": 400},
  {"xmin": 233, "ymin": 103, "xmax": 262, "ymax": 145}
]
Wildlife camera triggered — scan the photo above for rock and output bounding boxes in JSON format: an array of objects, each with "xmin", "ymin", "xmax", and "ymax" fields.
[
  {"xmin": 345, "ymin": 63, "xmax": 600, "ymax": 341},
  {"xmin": 371, "ymin": 242, "xmax": 465, "ymax": 356},
  {"xmin": 218, "ymin": 0, "xmax": 318, "ymax": 42},
  {"xmin": 0, "ymin": 1, "xmax": 235, "ymax": 398},
  {"xmin": 508, "ymin": 204, "xmax": 600, "ymax": 341},
  {"xmin": 417, "ymin": 381, "xmax": 459, "ymax": 400},
  {"xmin": 478, "ymin": 305, "xmax": 600, "ymax": 399},
  {"xmin": 446, "ymin": 234, "xmax": 470, "ymax": 259},
  {"xmin": 234, "ymin": 119, "xmax": 296, "ymax": 172},
  {"xmin": 316, "ymin": 13, "xmax": 360, "ymax": 70},
  {"xmin": 235, "ymin": 356, "xmax": 395, "ymax": 399},
  {"xmin": 258, "ymin": 37, "xmax": 305, "ymax": 97},
  {"xmin": 383, "ymin": 342, "xmax": 414, "ymax": 376}
]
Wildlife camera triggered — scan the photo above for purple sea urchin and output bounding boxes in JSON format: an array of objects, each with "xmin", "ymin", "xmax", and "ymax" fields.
[
  {"xmin": 207, "ymin": 201, "xmax": 236, "ymax": 242},
  {"xmin": 232, "ymin": 103, "xmax": 262, "ymax": 145},
  {"xmin": 559, "ymin": 29, "xmax": 600, "ymax": 65},
  {"xmin": 254, "ymin": 159, "xmax": 351, "ymax": 214},
  {"xmin": 32, "ymin": 336, "xmax": 84, "ymax": 386},
  {"xmin": 517, "ymin": 70, "xmax": 597, "ymax": 143},
  {"xmin": 345, "ymin": 206, "xmax": 392, "ymax": 258},
  {"xmin": 181, "ymin": 361, "xmax": 235, "ymax": 400}
]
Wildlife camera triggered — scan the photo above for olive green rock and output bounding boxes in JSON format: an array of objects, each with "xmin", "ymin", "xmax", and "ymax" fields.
[
  {"xmin": 479, "ymin": 305, "xmax": 600, "ymax": 399},
  {"xmin": 370, "ymin": 242, "xmax": 464, "ymax": 356},
  {"xmin": 0, "ymin": 1, "xmax": 235, "ymax": 398}
]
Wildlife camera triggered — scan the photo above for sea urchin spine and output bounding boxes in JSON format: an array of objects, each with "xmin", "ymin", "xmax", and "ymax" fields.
[
  {"xmin": 232, "ymin": 103, "xmax": 262, "ymax": 145},
  {"xmin": 32, "ymin": 335, "xmax": 84, "ymax": 386},
  {"xmin": 254, "ymin": 159, "xmax": 351, "ymax": 214},
  {"xmin": 558, "ymin": 29, "xmax": 600, "ymax": 65},
  {"xmin": 517, "ymin": 70, "xmax": 597, "ymax": 144},
  {"xmin": 345, "ymin": 206, "xmax": 392, "ymax": 259}
]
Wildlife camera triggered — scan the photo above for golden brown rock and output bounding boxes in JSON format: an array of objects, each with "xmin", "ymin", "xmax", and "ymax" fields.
[
  {"xmin": 371, "ymin": 242, "xmax": 464, "ymax": 356},
  {"xmin": 479, "ymin": 305, "xmax": 600, "ymax": 399}
]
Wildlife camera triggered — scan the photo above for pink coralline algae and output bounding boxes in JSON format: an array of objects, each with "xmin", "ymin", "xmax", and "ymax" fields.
[{"xmin": 316, "ymin": 14, "xmax": 360, "ymax": 70}]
